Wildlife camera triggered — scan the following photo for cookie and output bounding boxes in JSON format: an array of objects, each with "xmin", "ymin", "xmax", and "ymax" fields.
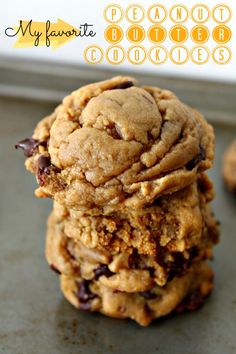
[
  {"xmin": 46, "ymin": 210, "xmax": 217, "ymax": 289},
  {"xmin": 60, "ymin": 261, "xmax": 214, "ymax": 326},
  {"xmin": 16, "ymin": 76, "xmax": 214, "ymax": 213},
  {"xmin": 223, "ymin": 140, "xmax": 236, "ymax": 193},
  {"xmin": 52, "ymin": 174, "xmax": 217, "ymax": 255}
]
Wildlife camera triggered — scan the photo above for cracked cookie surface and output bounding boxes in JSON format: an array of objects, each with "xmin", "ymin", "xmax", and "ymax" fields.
[
  {"xmin": 52, "ymin": 173, "xmax": 218, "ymax": 255},
  {"xmin": 46, "ymin": 209, "xmax": 218, "ymax": 290},
  {"xmin": 20, "ymin": 76, "xmax": 214, "ymax": 213}
]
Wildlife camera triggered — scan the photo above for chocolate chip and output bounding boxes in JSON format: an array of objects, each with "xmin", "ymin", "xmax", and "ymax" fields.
[
  {"xmin": 50, "ymin": 264, "xmax": 61, "ymax": 274},
  {"xmin": 140, "ymin": 291, "xmax": 159, "ymax": 300},
  {"xmin": 110, "ymin": 127, "xmax": 121, "ymax": 139},
  {"xmin": 15, "ymin": 138, "xmax": 40, "ymax": 157},
  {"xmin": 38, "ymin": 155, "xmax": 51, "ymax": 172},
  {"xmin": 40, "ymin": 140, "xmax": 49, "ymax": 148},
  {"xmin": 147, "ymin": 267, "xmax": 155, "ymax": 277},
  {"xmin": 186, "ymin": 145, "xmax": 206, "ymax": 171},
  {"xmin": 36, "ymin": 155, "xmax": 60, "ymax": 186},
  {"xmin": 94, "ymin": 265, "xmax": 114, "ymax": 280},
  {"xmin": 75, "ymin": 280, "xmax": 96, "ymax": 302},
  {"xmin": 167, "ymin": 248, "xmax": 199, "ymax": 281},
  {"xmin": 188, "ymin": 246, "xmax": 199, "ymax": 259},
  {"xmin": 184, "ymin": 288, "xmax": 205, "ymax": 310},
  {"xmin": 167, "ymin": 253, "xmax": 188, "ymax": 281},
  {"xmin": 152, "ymin": 199, "xmax": 161, "ymax": 207},
  {"xmin": 37, "ymin": 155, "xmax": 51, "ymax": 185},
  {"xmin": 176, "ymin": 288, "xmax": 207, "ymax": 313},
  {"xmin": 112, "ymin": 81, "xmax": 134, "ymax": 90},
  {"xmin": 128, "ymin": 251, "xmax": 140, "ymax": 269},
  {"xmin": 106, "ymin": 123, "xmax": 122, "ymax": 140}
]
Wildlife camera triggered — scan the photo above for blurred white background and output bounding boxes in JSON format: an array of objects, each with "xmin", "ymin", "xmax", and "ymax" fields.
[{"xmin": 0, "ymin": 0, "xmax": 235, "ymax": 82}]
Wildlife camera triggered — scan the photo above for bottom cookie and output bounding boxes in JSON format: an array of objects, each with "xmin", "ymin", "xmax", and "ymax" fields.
[{"xmin": 60, "ymin": 261, "xmax": 213, "ymax": 326}]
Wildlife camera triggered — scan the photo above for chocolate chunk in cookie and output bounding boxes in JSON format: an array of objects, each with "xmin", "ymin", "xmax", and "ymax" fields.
[
  {"xmin": 37, "ymin": 155, "xmax": 51, "ymax": 185},
  {"xmin": 75, "ymin": 280, "xmax": 96, "ymax": 302},
  {"xmin": 186, "ymin": 145, "xmax": 206, "ymax": 171},
  {"xmin": 94, "ymin": 265, "xmax": 114, "ymax": 280},
  {"xmin": 112, "ymin": 81, "xmax": 134, "ymax": 90},
  {"xmin": 15, "ymin": 138, "xmax": 40, "ymax": 157}
]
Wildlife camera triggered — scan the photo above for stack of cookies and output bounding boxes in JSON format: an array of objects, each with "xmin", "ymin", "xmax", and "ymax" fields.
[{"xmin": 16, "ymin": 76, "xmax": 219, "ymax": 326}]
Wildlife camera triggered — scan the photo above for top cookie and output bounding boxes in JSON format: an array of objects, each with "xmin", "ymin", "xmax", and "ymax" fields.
[{"xmin": 17, "ymin": 76, "xmax": 215, "ymax": 212}]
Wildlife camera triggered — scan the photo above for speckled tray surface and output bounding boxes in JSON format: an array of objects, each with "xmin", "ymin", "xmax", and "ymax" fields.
[{"xmin": 0, "ymin": 96, "xmax": 236, "ymax": 354}]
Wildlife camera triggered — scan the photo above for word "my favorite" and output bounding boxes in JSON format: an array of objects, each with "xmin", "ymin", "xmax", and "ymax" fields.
[{"xmin": 5, "ymin": 20, "xmax": 96, "ymax": 47}]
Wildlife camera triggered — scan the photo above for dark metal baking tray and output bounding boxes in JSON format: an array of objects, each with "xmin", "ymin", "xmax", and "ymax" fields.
[{"xmin": 0, "ymin": 64, "xmax": 236, "ymax": 354}]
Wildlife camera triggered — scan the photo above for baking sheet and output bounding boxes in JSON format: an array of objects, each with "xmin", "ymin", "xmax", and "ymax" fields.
[{"xmin": 0, "ymin": 96, "xmax": 236, "ymax": 354}]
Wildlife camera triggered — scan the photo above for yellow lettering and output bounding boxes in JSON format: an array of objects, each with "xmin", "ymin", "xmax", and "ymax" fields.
[
  {"xmin": 133, "ymin": 7, "xmax": 138, "ymax": 20},
  {"xmin": 91, "ymin": 49, "xmax": 96, "ymax": 61},
  {"xmin": 176, "ymin": 8, "xmax": 182, "ymax": 20},
  {"xmin": 198, "ymin": 48, "xmax": 202, "ymax": 61},
  {"xmin": 134, "ymin": 49, "xmax": 140, "ymax": 61},
  {"xmin": 155, "ymin": 49, "xmax": 160, "ymax": 61},
  {"xmin": 154, "ymin": 8, "xmax": 160, "ymax": 19},
  {"xmin": 219, "ymin": 49, "xmax": 224, "ymax": 61},
  {"xmin": 111, "ymin": 9, "xmax": 117, "ymax": 20}
]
